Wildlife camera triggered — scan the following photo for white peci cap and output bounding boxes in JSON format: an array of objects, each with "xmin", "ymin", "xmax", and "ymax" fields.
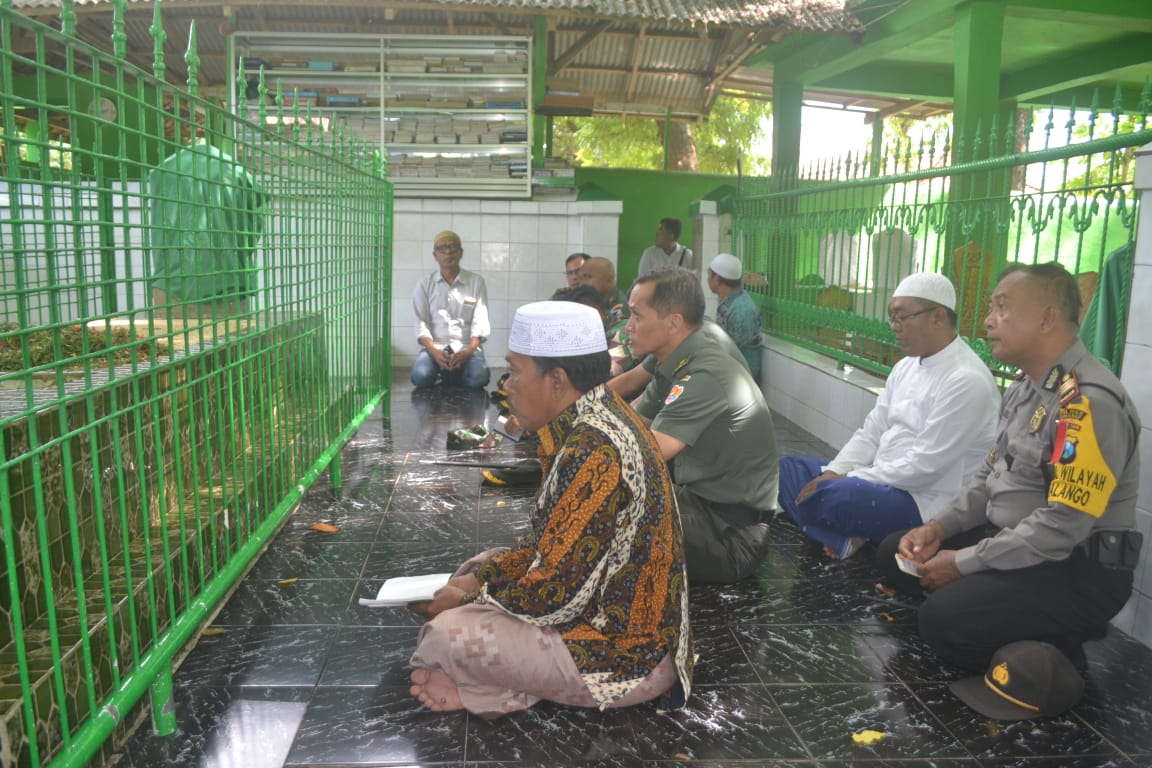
[
  {"xmin": 508, "ymin": 301, "xmax": 608, "ymax": 357},
  {"xmin": 709, "ymin": 253, "xmax": 743, "ymax": 281},
  {"xmin": 891, "ymin": 272, "xmax": 957, "ymax": 311}
]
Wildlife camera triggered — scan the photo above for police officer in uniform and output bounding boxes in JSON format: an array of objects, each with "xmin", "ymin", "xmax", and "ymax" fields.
[
  {"xmin": 877, "ymin": 262, "xmax": 1142, "ymax": 671},
  {"xmin": 626, "ymin": 267, "xmax": 779, "ymax": 583}
]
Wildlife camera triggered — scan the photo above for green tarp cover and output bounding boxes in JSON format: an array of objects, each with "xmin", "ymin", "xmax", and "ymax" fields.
[
  {"xmin": 148, "ymin": 142, "xmax": 266, "ymax": 302},
  {"xmin": 1079, "ymin": 242, "xmax": 1133, "ymax": 373}
]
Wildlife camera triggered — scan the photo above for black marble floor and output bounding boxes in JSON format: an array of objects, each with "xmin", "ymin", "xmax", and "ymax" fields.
[{"xmin": 116, "ymin": 375, "xmax": 1152, "ymax": 767}]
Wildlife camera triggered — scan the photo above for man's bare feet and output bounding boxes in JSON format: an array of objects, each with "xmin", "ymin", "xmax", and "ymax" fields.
[
  {"xmin": 409, "ymin": 668, "xmax": 464, "ymax": 712},
  {"xmin": 823, "ymin": 537, "xmax": 866, "ymax": 560}
]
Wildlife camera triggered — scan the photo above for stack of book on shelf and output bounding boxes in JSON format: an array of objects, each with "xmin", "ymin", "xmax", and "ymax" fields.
[
  {"xmin": 387, "ymin": 58, "xmax": 427, "ymax": 74},
  {"xmin": 344, "ymin": 62, "xmax": 379, "ymax": 73}
]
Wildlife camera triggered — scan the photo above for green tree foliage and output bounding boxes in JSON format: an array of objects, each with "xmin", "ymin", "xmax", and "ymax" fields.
[{"xmin": 551, "ymin": 96, "xmax": 772, "ymax": 173}]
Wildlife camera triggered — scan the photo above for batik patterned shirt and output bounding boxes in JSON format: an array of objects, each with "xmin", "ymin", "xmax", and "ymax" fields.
[{"xmin": 474, "ymin": 383, "xmax": 693, "ymax": 707}]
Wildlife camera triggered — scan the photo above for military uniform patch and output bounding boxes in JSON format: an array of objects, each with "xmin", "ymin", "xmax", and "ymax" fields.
[
  {"xmin": 1046, "ymin": 395, "xmax": 1116, "ymax": 517},
  {"xmin": 1042, "ymin": 365, "xmax": 1064, "ymax": 391},
  {"xmin": 673, "ymin": 357, "xmax": 690, "ymax": 376},
  {"xmin": 664, "ymin": 384, "xmax": 685, "ymax": 405}
]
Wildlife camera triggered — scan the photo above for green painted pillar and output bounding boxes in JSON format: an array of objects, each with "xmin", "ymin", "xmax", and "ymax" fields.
[
  {"xmin": 767, "ymin": 72, "xmax": 804, "ymax": 296},
  {"xmin": 771, "ymin": 75, "xmax": 803, "ymax": 188},
  {"xmin": 531, "ymin": 17, "xmax": 548, "ymax": 167},
  {"xmin": 949, "ymin": 0, "xmax": 1017, "ymax": 339},
  {"xmin": 870, "ymin": 117, "xmax": 884, "ymax": 177},
  {"xmin": 953, "ymin": 0, "xmax": 1004, "ymax": 163}
]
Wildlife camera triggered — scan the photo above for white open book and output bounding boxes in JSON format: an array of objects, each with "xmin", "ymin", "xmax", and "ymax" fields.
[{"xmin": 358, "ymin": 573, "xmax": 453, "ymax": 607}]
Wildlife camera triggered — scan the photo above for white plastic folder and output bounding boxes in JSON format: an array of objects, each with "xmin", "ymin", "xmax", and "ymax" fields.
[{"xmin": 358, "ymin": 573, "xmax": 453, "ymax": 607}]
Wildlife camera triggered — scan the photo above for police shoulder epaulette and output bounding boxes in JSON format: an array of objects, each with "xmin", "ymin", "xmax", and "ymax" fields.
[
  {"xmin": 1057, "ymin": 370, "xmax": 1081, "ymax": 406},
  {"xmin": 1041, "ymin": 364, "xmax": 1064, "ymax": 391}
]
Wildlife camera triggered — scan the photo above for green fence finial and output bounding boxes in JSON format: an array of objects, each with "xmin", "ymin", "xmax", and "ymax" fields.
[
  {"xmin": 1086, "ymin": 89, "xmax": 1101, "ymax": 140},
  {"xmin": 185, "ymin": 20, "xmax": 200, "ymax": 99},
  {"xmin": 1043, "ymin": 104, "xmax": 1056, "ymax": 150},
  {"xmin": 112, "ymin": 0, "xmax": 127, "ymax": 59},
  {"xmin": 1139, "ymin": 75, "xmax": 1152, "ymax": 129},
  {"xmin": 61, "ymin": 0, "xmax": 76, "ymax": 37},
  {"xmin": 290, "ymin": 89, "xmax": 301, "ymax": 142},
  {"xmin": 273, "ymin": 80, "xmax": 284, "ymax": 138},
  {"xmin": 257, "ymin": 66, "xmax": 268, "ymax": 127},
  {"xmin": 1111, "ymin": 84, "xmax": 1125, "ymax": 132},
  {"xmin": 1064, "ymin": 97, "xmax": 1078, "ymax": 145},
  {"xmin": 149, "ymin": 0, "xmax": 166, "ymax": 82}
]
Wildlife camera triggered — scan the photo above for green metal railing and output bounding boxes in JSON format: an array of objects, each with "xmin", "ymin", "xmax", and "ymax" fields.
[
  {"xmin": 737, "ymin": 92, "xmax": 1150, "ymax": 378},
  {"xmin": 1, "ymin": 2, "xmax": 391, "ymax": 766}
]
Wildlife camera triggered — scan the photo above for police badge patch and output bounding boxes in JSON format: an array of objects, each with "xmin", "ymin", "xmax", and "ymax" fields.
[{"xmin": 1029, "ymin": 405, "xmax": 1046, "ymax": 433}]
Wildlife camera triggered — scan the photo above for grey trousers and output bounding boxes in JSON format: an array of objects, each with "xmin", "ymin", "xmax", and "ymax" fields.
[{"xmin": 676, "ymin": 486, "xmax": 770, "ymax": 583}]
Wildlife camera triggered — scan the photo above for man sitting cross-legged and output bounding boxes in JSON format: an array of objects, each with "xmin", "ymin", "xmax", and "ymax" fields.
[
  {"xmin": 408, "ymin": 300, "xmax": 692, "ymax": 717},
  {"xmin": 777, "ymin": 272, "xmax": 1000, "ymax": 560}
]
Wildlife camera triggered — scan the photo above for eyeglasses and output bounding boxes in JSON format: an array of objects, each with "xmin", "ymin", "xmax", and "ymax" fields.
[
  {"xmin": 434, "ymin": 244, "xmax": 461, "ymax": 254},
  {"xmin": 887, "ymin": 307, "xmax": 936, "ymax": 327}
]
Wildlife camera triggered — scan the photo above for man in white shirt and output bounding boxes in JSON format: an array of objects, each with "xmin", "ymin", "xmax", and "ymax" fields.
[
  {"xmin": 777, "ymin": 272, "xmax": 1000, "ymax": 559},
  {"xmin": 411, "ymin": 230, "xmax": 491, "ymax": 388},
  {"xmin": 638, "ymin": 218, "xmax": 697, "ymax": 276}
]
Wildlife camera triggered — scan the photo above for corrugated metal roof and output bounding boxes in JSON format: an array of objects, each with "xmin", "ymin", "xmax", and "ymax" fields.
[
  {"xmin": 13, "ymin": 0, "xmax": 860, "ymax": 32},
  {"xmin": 9, "ymin": 0, "xmax": 872, "ymax": 118}
]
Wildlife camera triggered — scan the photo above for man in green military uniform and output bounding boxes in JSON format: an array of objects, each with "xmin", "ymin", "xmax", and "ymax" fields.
[
  {"xmin": 627, "ymin": 268, "xmax": 779, "ymax": 583},
  {"xmin": 878, "ymin": 262, "xmax": 1142, "ymax": 671}
]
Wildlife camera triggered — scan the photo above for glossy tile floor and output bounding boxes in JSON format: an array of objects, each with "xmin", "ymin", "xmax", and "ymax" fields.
[{"xmin": 117, "ymin": 376, "xmax": 1152, "ymax": 767}]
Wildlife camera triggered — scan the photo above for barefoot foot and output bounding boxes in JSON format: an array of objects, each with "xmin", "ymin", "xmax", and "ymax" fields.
[{"xmin": 409, "ymin": 668, "xmax": 464, "ymax": 712}]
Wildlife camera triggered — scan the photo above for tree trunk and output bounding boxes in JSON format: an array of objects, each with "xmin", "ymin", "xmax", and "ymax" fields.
[{"xmin": 658, "ymin": 119, "xmax": 699, "ymax": 171}]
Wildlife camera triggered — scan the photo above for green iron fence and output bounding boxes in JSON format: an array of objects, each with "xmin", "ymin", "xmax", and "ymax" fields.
[
  {"xmin": 737, "ymin": 93, "xmax": 1151, "ymax": 379},
  {"xmin": 1, "ymin": 2, "xmax": 392, "ymax": 766}
]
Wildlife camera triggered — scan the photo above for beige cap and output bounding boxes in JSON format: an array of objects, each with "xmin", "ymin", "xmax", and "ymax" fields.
[{"xmin": 508, "ymin": 301, "xmax": 608, "ymax": 357}]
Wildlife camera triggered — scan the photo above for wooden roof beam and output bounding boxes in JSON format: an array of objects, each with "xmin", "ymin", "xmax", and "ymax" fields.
[
  {"xmin": 624, "ymin": 24, "xmax": 648, "ymax": 101},
  {"xmin": 549, "ymin": 19, "xmax": 613, "ymax": 76}
]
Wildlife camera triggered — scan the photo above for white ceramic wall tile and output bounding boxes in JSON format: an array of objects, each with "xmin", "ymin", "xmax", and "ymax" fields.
[
  {"xmin": 535, "ymin": 243, "xmax": 567, "ymax": 275},
  {"xmin": 451, "ymin": 215, "xmax": 484, "ymax": 246},
  {"xmin": 509, "ymin": 215, "xmax": 537, "ymax": 243},
  {"xmin": 506, "ymin": 272, "xmax": 539, "ymax": 302},
  {"xmin": 393, "ymin": 198, "xmax": 422, "ymax": 213},
  {"xmin": 1120, "ymin": 343, "xmax": 1152, "ymax": 415},
  {"xmin": 1136, "ymin": 425, "xmax": 1152, "ymax": 518},
  {"xmin": 390, "ymin": 268, "xmax": 424, "ymax": 300},
  {"xmin": 479, "ymin": 242, "xmax": 510, "ymax": 272},
  {"xmin": 1135, "ymin": 507, "xmax": 1152, "ymax": 598},
  {"xmin": 480, "ymin": 200, "xmax": 511, "ymax": 214},
  {"xmin": 1126, "ymin": 266, "xmax": 1152, "ymax": 347},
  {"xmin": 421, "ymin": 216, "xmax": 454, "ymax": 242},
  {"xmin": 481, "ymin": 214, "xmax": 511, "ymax": 244},
  {"xmin": 1129, "ymin": 594, "xmax": 1152, "ymax": 647},
  {"xmin": 536, "ymin": 272, "xmax": 562, "ymax": 298},
  {"xmin": 582, "ymin": 217, "xmax": 619, "ymax": 248},
  {"xmin": 486, "ymin": 298, "xmax": 512, "ymax": 330},
  {"xmin": 1112, "ymin": 594, "xmax": 1137, "ymax": 635},
  {"xmin": 536, "ymin": 216, "xmax": 567, "ymax": 246},
  {"xmin": 1134, "ymin": 202, "xmax": 1152, "ymax": 266},
  {"xmin": 506, "ymin": 243, "xmax": 536, "ymax": 272},
  {"xmin": 567, "ymin": 218, "xmax": 584, "ymax": 249},
  {"xmin": 392, "ymin": 214, "xmax": 423, "ymax": 243},
  {"xmin": 538, "ymin": 201, "xmax": 568, "ymax": 214}
]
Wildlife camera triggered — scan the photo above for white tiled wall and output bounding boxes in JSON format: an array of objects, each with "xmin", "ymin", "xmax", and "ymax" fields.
[
  {"xmin": 390, "ymin": 198, "xmax": 623, "ymax": 366},
  {"xmin": 1116, "ymin": 141, "xmax": 1152, "ymax": 645}
]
